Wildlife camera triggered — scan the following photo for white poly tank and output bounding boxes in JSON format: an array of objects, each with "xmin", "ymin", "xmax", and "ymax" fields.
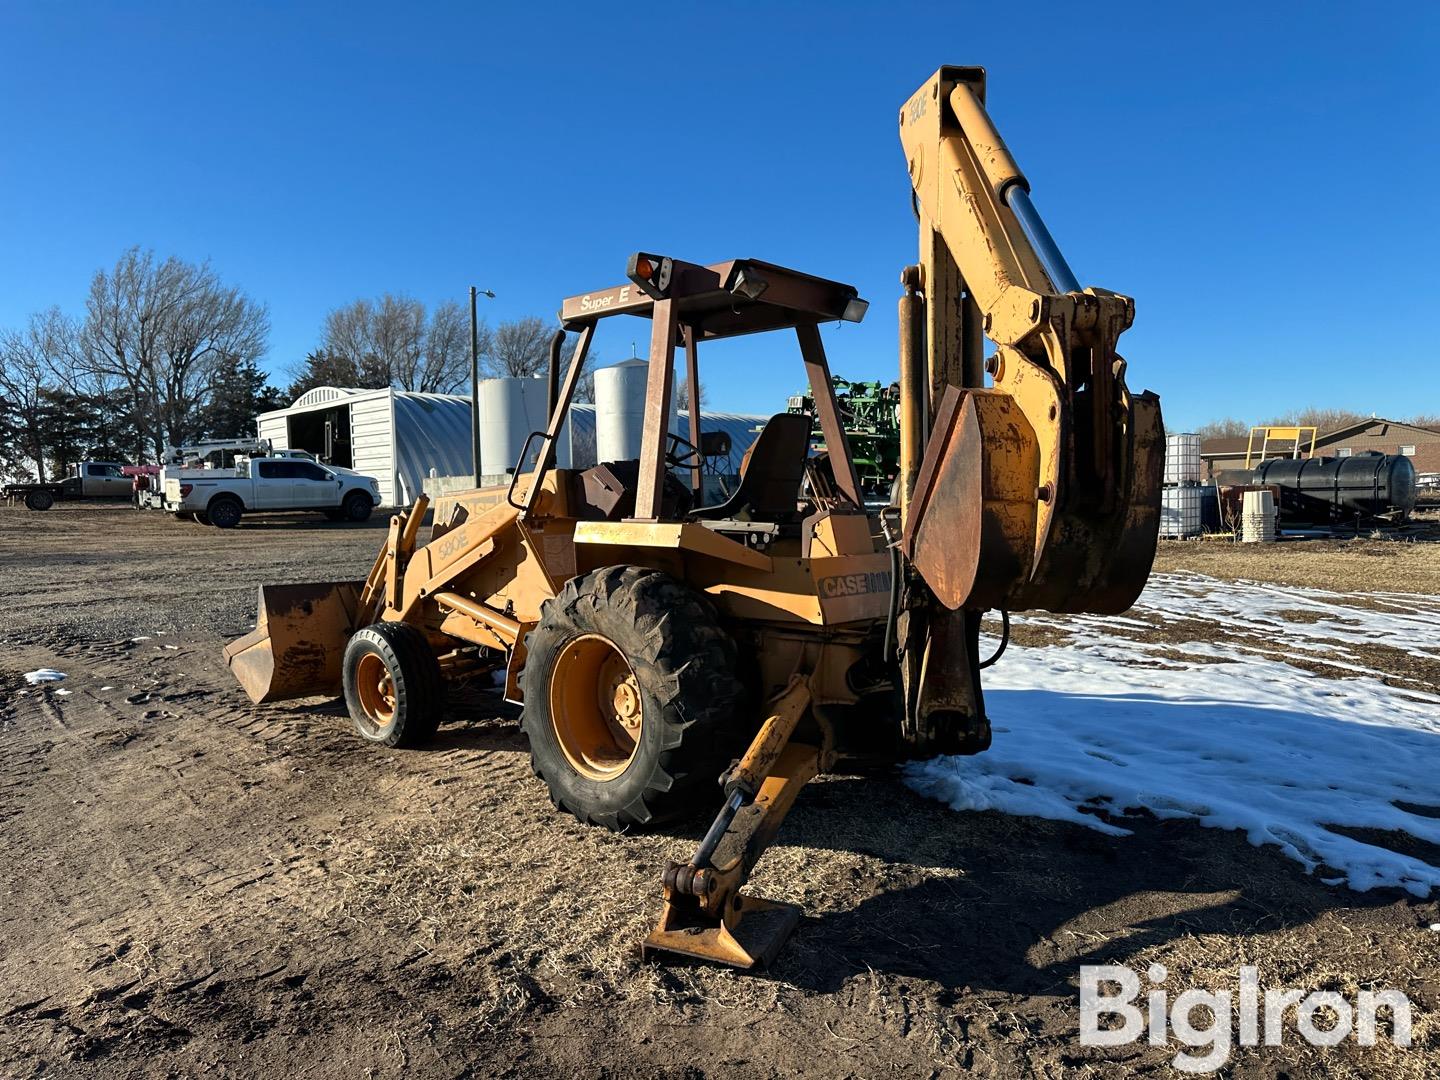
[
  {"xmin": 594, "ymin": 359, "xmax": 677, "ymax": 463},
  {"xmin": 1164, "ymin": 433, "xmax": 1202, "ymax": 485},
  {"xmin": 1241, "ymin": 488, "xmax": 1277, "ymax": 543},
  {"xmin": 478, "ymin": 377, "xmax": 569, "ymax": 478},
  {"xmin": 1160, "ymin": 486, "xmax": 1202, "ymax": 538}
]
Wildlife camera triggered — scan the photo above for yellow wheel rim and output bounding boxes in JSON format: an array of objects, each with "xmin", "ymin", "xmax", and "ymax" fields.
[
  {"xmin": 549, "ymin": 634, "xmax": 643, "ymax": 781},
  {"xmin": 355, "ymin": 652, "xmax": 396, "ymax": 729}
]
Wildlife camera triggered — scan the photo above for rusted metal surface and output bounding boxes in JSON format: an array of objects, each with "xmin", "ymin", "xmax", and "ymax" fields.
[
  {"xmin": 223, "ymin": 581, "xmax": 363, "ymax": 703},
  {"xmin": 901, "ymin": 383, "xmax": 1160, "ymax": 615},
  {"xmin": 682, "ymin": 323, "xmax": 702, "ymax": 495},
  {"xmin": 559, "ymin": 257, "xmax": 862, "ymax": 339},
  {"xmin": 795, "ymin": 322, "xmax": 864, "ymax": 508},
  {"xmin": 909, "ymin": 604, "xmax": 990, "ymax": 756},
  {"xmin": 902, "ymin": 387, "xmax": 1034, "ymax": 611},
  {"xmin": 632, "ymin": 299, "xmax": 678, "ymax": 521}
]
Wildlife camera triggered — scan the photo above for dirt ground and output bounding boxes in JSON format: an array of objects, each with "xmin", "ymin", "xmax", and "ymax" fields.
[{"xmin": 2, "ymin": 505, "xmax": 1438, "ymax": 1078}]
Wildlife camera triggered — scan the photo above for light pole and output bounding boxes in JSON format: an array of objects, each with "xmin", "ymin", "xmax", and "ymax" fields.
[{"xmin": 470, "ymin": 286, "xmax": 496, "ymax": 486}]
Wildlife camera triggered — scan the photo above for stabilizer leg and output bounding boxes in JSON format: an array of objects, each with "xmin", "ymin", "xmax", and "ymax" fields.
[{"xmin": 643, "ymin": 678, "xmax": 825, "ymax": 968}]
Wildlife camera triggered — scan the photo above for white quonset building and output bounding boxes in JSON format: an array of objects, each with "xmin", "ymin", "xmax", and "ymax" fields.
[{"xmin": 255, "ymin": 376, "xmax": 767, "ymax": 508}]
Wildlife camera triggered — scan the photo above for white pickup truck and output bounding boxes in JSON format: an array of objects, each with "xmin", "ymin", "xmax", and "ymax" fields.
[{"xmin": 165, "ymin": 456, "xmax": 382, "ymax": 528}]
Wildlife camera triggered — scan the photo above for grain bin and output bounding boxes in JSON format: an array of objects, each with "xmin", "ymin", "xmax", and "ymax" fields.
[
  {"xmin": 594, "ymin": 360, "xmax": 678, "ymax": 462},
  {"xmin": 479, "ymin": 377, "xmax": 570, "ymax": 479}
]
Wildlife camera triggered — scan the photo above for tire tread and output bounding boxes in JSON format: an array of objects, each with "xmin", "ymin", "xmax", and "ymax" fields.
[
  {"xmin": 343, "ymin": 621, "xmax": 444, "ymax": 747},
  {"xmin": 521, "ymin": 566, "xmax": 746, "ymax": 830}
]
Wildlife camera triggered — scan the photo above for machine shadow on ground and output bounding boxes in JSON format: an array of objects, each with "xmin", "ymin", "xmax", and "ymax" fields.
[
  {"xmin": 757, "ymin": 690, "xmax": 1440, "ymax": 998},
  {"xmin": 276, "ymin": 675, "xmax": 1440, "ymax": 1010}
]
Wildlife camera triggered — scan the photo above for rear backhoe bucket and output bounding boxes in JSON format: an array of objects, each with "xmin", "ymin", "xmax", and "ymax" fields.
[
  {"xmin": 223, "ymin": 581, "xmax": 364, "ymax": 703},
  {"xmin": 902, "ymin": 386, "xmax": 1162, "ymax": 616}
]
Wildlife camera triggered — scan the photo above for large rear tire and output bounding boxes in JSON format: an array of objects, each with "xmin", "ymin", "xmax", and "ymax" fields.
[
  {"xmin": 521, "ymin": 566, "xmax": 747, "ymax": 831},
  {"xmin": 25, "ymin": 490, "xmax": 54, "ymax": 511},
  {"xmin": 342, "ymin": 622, "xmax": 445, "ymax": 748}
]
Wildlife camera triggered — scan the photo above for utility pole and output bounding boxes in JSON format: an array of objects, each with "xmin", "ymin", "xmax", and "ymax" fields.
[{"xmin": 470, "ymin": 286, "xmax": 495, "ymax": 486}]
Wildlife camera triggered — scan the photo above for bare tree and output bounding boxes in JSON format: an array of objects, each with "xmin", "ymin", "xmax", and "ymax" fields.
[
  {"xmin": 320, "ymin": 295, "xmax": 482, "ymax": 394},
  {"xmin": 1193, "ymin": 417, "xmax": 1248, "ymax": 440},
  {"xmin": 486, "ymin": 316, "xmax": 553, "ymax": 378},
  {"xmin": 0, "ymin": 308, "xmax": 76, "ymax": 480},
  {"xmin": 80, "ymin": 247, "xmax": 268, "ymax": 457},
  {"xmin": 322, "ymin": 294, "xmax": 421, "ymax": 388},
  {"xmin": 1261, "ymin": 407, "xmax": 1369, "ymax": 434},
  {"xmin": 420, "ymin": 300, "xmax": 481, "ymax": 394},
  {"xmin": 485, "ymin": 319, "xmax": 597, "ymax": 405},
  {"xmin": 675, "ymin": 377, "xmax": 705, "ymax": 410}
]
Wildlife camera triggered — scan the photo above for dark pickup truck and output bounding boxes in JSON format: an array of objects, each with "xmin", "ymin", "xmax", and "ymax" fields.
[{"xmin": 2, "ymin": 461, "xmax": 133, "ymax": 510}]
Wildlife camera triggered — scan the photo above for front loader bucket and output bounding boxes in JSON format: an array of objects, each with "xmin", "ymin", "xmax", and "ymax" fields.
[{"xmin": 223, "ymin": 581, "xmax": 364, "ymax": 703}]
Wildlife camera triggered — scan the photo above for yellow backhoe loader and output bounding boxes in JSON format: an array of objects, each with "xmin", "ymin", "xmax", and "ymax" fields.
[{"xmin": 224, "ymin": 66, "xmax": 1162, "ymax": 968}]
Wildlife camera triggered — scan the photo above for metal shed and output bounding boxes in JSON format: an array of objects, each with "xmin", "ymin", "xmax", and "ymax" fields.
[{"xmin": 256, "ymin": 386, "xmax": 767, "ymax": 508}]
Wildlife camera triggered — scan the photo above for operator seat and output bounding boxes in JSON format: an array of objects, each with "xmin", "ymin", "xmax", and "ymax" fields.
[{"xmin": 690, "ymin": 413, "xmax": 812, "ymax": 522}]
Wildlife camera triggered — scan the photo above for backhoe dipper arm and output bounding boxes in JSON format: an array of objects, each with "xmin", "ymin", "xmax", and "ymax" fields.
[{"xmin": 897, "ymin": 66, "xmax": 1163, "ymax": 616}]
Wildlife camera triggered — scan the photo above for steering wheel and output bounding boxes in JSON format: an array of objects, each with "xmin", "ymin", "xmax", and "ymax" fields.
[{"xmin": 665, "ymin": 431, "xmax": 702, "ymax": 469}]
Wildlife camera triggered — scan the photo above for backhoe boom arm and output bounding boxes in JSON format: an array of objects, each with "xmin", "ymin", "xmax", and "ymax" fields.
[{"xmin": 898, "ymin": 66, "xmax": 1163, "ymax": 616}]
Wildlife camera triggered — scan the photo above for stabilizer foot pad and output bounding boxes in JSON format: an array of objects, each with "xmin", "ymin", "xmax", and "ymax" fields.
[{"xmin": 642, "ymin": 895, "xmax": 800, "ymax": 969}]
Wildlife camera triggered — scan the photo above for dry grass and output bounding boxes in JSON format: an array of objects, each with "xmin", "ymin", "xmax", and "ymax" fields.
[{"xmin": 1153, "ymin": 507, "xmax": 1440, "ymax": 594}]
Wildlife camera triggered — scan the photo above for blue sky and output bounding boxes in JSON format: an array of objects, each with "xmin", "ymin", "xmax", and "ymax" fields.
[{"xmin": 1, "ymin": 2, "xmax": 1436, "ymax": 429}]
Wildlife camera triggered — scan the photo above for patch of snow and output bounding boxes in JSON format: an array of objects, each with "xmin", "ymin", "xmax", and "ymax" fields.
[
  {"xmin": 908, "ymin": 573, "xmax": 1440, "ymax": 898},
  {"xmin": 24, "ymin": 669, "xmax": 66, "ymax": 685}
]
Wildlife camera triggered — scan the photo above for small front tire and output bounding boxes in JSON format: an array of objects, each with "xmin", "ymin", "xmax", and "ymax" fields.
[{"xmin": 342, "ymin": 622, "xmax": 445, "ymax": 748}]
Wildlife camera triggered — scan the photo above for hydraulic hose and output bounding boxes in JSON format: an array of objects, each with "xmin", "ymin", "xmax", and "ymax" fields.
[{"xmin": 979, "ymin": 609, "xmax": 1010, "ymax": 670}]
